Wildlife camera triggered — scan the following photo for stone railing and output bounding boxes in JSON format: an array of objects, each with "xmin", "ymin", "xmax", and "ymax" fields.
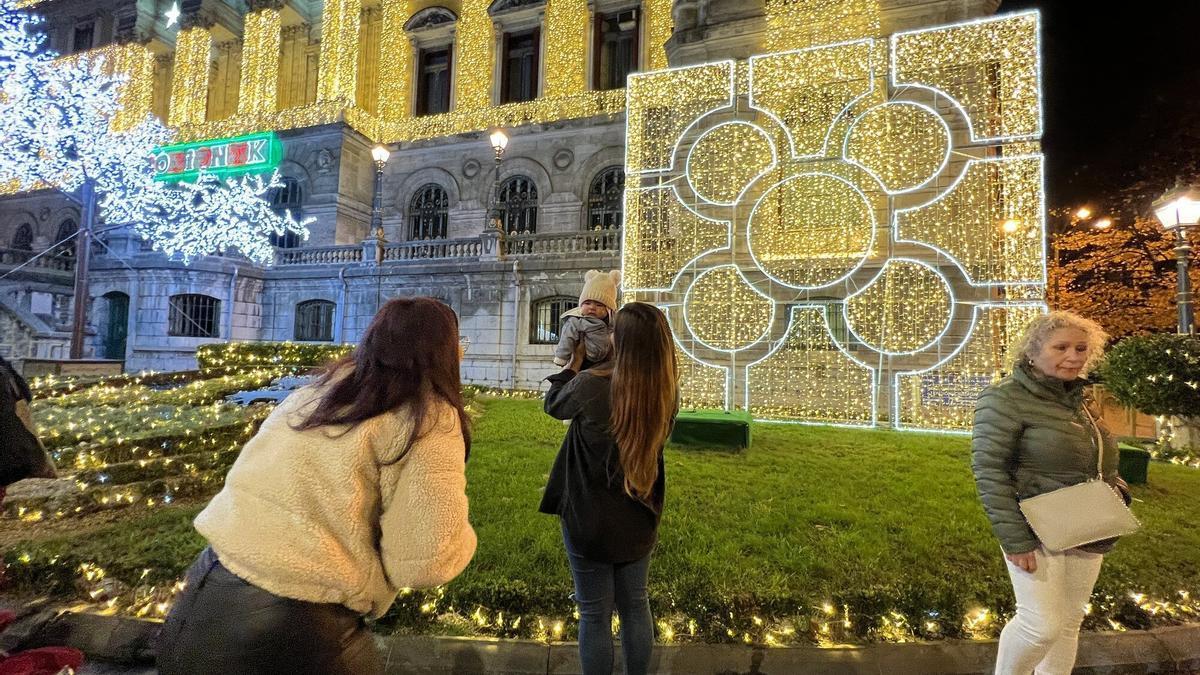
[
  {"xmin": 381, "ymin": 238, "xmax": 483, "ymax": 262},
  {"xmin": 272, "ymin": 229, "xmax": 621, "ymax": 267},
  {"xmin": 502, "ymin": 229, "xmax": 622, "ymax": 257},
  {"xmin": 274, "ymin": 245, "xmax": 364, "ymax": 266},
  {"xmin": 0, "ymin": 247, "xmax": 75, "ymax": 273}
]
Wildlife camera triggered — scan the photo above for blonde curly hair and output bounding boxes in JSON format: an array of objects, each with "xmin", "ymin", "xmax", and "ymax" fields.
[{"xmin": 1010, "ymin": 311, "xmax": 1109, "ymax": 374}]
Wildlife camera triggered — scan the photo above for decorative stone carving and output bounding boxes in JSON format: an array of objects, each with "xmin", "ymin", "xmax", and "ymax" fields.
[
  {"xmin": 487, "ymin": 0, "xmax": 545, "ymax": 16},
  {"xmin": 404, "ymin": 6, "xmax": 458, "ymax": 32},
  {"xmin": 246, "ymin": 0, "xmax": 286, "ymax": 11},
  {"xmin": 38, "ymin": 207, "xmax": 50, "ymax": 223},
  {"xmin": 553, "ymin": 149, "xmax": 574, "ymax": 170},
  {"xmin": 462, "ymin": 159, "xmax": 481, "ymax": 178},
  {"xmin": 316, "ymin": 149, "xmax": 334, "ymax": 175}
]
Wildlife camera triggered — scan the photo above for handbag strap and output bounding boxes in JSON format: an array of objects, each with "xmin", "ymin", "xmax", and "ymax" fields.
[{"xmin": 1080, "ymin": 403, "xmax": 1105, "ymax": 480}]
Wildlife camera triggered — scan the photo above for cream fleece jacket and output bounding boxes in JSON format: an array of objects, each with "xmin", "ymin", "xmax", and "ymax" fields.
[{"xmin": 194, "ymin": 382, "xmax": 476, "ymax": 619}]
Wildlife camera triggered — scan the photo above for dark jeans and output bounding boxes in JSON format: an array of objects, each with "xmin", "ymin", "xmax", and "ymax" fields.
[
  {"xmin": 562, "ymin": 522, "xmax": 654, "ymax": 675},
  {"xmin": 156, "ymin": 547, "xmax": 384, "ymax": 675}
]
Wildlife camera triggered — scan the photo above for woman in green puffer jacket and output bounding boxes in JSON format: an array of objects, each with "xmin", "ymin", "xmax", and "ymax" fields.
[{"xmin": 972, "ymin": 311, "xmax": 1131, "ymax": 675}]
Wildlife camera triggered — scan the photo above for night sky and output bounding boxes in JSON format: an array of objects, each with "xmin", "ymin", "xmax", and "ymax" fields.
[{"xmin": 998, "ymin": 1, "xmax": 1200, "ymax": 210}]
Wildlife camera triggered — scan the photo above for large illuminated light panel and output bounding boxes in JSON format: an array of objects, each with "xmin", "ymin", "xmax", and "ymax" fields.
[{"xmin": 623, "ymin": 11, "xmax": 1046, "ymax": 431}]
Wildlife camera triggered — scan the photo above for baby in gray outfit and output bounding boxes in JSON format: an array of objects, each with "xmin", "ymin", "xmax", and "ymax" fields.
[{"xmin": 553, "ymin": 269, "xmax": 621, "ymax": 370}]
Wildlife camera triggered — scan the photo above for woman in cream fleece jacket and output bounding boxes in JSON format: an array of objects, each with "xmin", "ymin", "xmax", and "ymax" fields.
[{"xmin": 158, "ymin": 298, "xmax": 476, "ymax": 674}]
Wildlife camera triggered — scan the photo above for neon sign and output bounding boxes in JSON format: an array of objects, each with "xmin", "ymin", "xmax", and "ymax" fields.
[{"xmin": 152, "ymin": 131, "xmax": 283, "ymax": 182}]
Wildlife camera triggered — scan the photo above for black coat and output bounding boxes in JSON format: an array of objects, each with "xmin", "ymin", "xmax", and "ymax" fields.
[
  {"xmin": 0, "ymin": 357, "xmax": 54, "ymax": 486},
  {"xmin": 538, "ymin": 369, "xmax": 666, "ymax": 563}
]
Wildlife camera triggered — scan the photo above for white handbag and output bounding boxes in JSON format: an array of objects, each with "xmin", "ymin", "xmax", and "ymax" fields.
[{"xmin": 1017, "ymin": 406, "xmax": 1141, "ymax": 552}]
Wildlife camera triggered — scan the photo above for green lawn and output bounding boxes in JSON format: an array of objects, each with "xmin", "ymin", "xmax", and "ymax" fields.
[{"xmin": 5, "ymin": 397, "xmax": 1200, "ymax": 644}]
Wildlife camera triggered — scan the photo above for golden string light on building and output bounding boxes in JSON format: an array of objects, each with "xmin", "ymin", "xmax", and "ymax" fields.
[
  {"xmin": 238, "ymin": 8, "xmax": 282, "ymax": 116},
  {"xmin": 642, "ymin": 0, "xmax": 673, "ymax": 71},
  {"xmin": 892, "ymin": 12, "xmax": 1041, "ymax": 140},
  {"xmin": 896, "ymin": 305, "xmax": 1043, "ymax": 430},
  {"xmin": 543, "ymin": 0, "xmax": 589, "ymax": 98},
  {"xmin": 686, "ymin": 122, "xmax": 774, "ymax": 204},
  {"xmin": 623, "ymin": 186, "xmax": 729, "ymax": 290},
  {"xmin": 845, "ymin": 102, "xmax": 950, "ymax": 192},
  {"xmin": 169, "ymin": 27, "xmax": 212, "ymax": 127},
  {"xmin": 764, "ymin": 0, "xmax": 880, "ymax": 52},
  {"xmin": 747, "ymin": 307, "xmax": 874, "ymax": 424},
  {"xmin": 626, "ymin": 61, "xmax": 734, "ymax": 174},
  {"xmin": 316, "ymin": 0, "xmax": 363, "ymax": 103},
  {"xmin": 623, "ymin": 11, "xmax": 1046, "ymax": 430},
  {"xmin": 683, "ymin": 266, "xmax": 773, "ymax": 351},
  {"xmin": 377, "ymin": 0, "xmax": 412, "ymax": 122},
  {"xmin": 454, "ymin": 0, "xmax": 494, "ymax": 111},
  {"xmin": 845, "ymin": 260, "xmax": 953, "ymax": 354},
  {"xmin": 749, "ymin": 41, "xmax": 873, "ymax": 158},
  {"xmin": 748, "ymin": 170, "xmax": 875, "ymax": 288},
  {"xmin": 895, "ymin": 155, "xmax": 1044, "ymax": 285}
]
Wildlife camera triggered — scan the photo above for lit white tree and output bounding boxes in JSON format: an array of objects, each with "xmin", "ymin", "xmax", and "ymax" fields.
[{"xmin": 0, "ymin": 0, "xmax": 312, "ymax": 355}]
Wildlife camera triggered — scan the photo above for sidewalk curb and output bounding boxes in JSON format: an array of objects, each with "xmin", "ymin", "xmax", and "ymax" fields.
[{"xmin": 10, "ymin": 608, "xmax": 1200, "ymax": 674}]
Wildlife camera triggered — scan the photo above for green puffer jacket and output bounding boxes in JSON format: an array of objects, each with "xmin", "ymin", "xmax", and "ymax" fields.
[{"xmin": 971, "ymin": 363, "xmax": 1122, "ymax": 555}]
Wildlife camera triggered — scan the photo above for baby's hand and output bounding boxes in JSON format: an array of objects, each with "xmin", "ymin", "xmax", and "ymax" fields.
[{"xmin": 568, "ymin": 339, "xmax": 587, "ymax": 371}]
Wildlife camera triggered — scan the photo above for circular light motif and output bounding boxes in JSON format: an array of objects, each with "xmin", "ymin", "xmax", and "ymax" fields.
[
  {"xmin": 845, "ymin": 260, "xmax": 953, "ymax": 354},
  {"xmin": 845, "ymin": 102, "xmax": 950, "ymax": 193},
  {"xmin": 683, "ymin": 266, "xmax": 774, "ymax": 352},
  {"xmin": 686, "ymin": 122, "xmax": 775, "ymax": 204},
  {"xmin": 748, "ymin": 173, "xmax": 874, "ymax": 289}
]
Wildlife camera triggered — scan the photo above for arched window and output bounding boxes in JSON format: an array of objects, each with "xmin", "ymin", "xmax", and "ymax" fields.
[
  {"xmin": 54, "ymin": 219, "xmax": 77, "ymax": 257},
  {"xmin": 11, "ymin": 224, "xmax": 33, "ymax": 251},
  {"xmin": 269, "ymin": 177, "xmax": 303, "ymax": 249},
  {"xmin": 496, "ymin": 175, "xmax": 538, "ymax": 235},
  {"xmin": 294, "ymin": 300, "xmax": 336, "ymax": 342},
  {"xmin": 408, "ymin": 184, "xmax": 449, "ymax": 240},
  {"xmin": 530, "ymin": 295, "xmax": 575, "ymax": 344},
  {"xmin": 587, "ymin": 167, "xmax": 624, "ymax": 230},
  {"xmin": 168, "ymin": 294, "xmax": 221, "ymax": 338}
]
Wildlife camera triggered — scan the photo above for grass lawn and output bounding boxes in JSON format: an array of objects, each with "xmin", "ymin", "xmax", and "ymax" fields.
[{"xmin": 5, "ymin": 397, "xmax": 1200, "ymax": 644}]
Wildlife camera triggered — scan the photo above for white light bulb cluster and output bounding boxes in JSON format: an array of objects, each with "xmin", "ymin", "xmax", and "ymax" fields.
[{"xmin": 0, "ymin": 0, "xmax": 312, "ymax": 265}]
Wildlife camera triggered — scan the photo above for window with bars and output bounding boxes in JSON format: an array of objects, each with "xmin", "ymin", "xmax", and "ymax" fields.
[
  {"xmin": 269, "ymin": 177, "xmax": 303, "ymax": 249},
  {"xmin": 12, "ymin": 224, "xmax": 33, "ymax": 251},
  {"xmin": 496, "ymin": 176, "xmax": 538, "ymax": 234},
  {"xmin": 168, "ymin": 294, "xmax": 220, "ymax": 338},
  {"xmin": 811, "ymin": 298, "xmax": 850, "ymax": 347},
  {"xmin": 531, "ymin": 296, "xmax": 575, "ymax": 344},
  {"xmin": 54, "ymin": 219, "xmax": 77, "ymax": 257},
  {"xmin": 408, "ymin": 184, "xmax": 449, "ymax": 240},
  {"xmin": 593, "ymin": 9, "xmax": 638, "ymax": 91},
  {"xmin": 294, "ymin": 299, "xmax": 336, "ymax": 342},
  {"xmin": 501, "ymin": 29, "xmax": 540, "ymax": 104},
  {"xmin": 587, "ymin": 167, "xmax": 625, "ymax": 230}
]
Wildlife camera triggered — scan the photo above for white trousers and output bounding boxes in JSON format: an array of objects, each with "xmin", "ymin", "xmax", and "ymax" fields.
[{"xmin": 995, "ymin": 548, "xmax": 1103, "ymax": 675}]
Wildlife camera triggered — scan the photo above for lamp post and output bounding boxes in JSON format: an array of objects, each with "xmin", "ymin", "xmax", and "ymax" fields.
[
  {"xmin": 486, "ymin": 129, "xmax": 509, "ymax": 233},
  {"xmin": 1152, "ymin": 183, "xmax": 1200, "ymax": 334},
  {"xmin": 370, "ymin": 144, "xmax": 391, "ymax": 240}
]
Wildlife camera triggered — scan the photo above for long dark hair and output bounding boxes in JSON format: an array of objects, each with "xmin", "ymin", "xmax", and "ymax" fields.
[
  {"xmin": 293, "ymin": 297, "xmax": 471, "ymax": 461},
  {"xmin": 602, "ymin": 302, "xmax": 678, "ymax": 499}
]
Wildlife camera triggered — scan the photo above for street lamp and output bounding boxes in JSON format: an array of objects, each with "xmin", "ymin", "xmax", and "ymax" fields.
[
  {"xmin": 486, "ymin": 129, "xmax": 509, "ymax": 234},
  {"xmin": 370, "ymin": 144, "xmax": 391, "ymax": 240},
  {"xmin": 1152, "ymin": 183, "xmax": 1200, "ymax": 334}
]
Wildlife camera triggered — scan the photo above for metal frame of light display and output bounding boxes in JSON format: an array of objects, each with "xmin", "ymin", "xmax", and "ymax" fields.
[{"xmin": 622, "ymin": 11, "xmax": 1047, "ymax": 432}]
